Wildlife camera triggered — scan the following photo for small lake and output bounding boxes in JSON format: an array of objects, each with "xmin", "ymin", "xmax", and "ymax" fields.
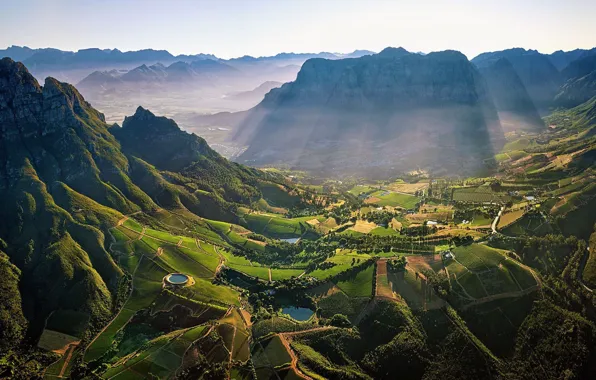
[
  {"xmin": 280, "ymin": 237, "xmax": 300, "ymax": 244},
  {"xmin": 282, "ymin": 307, "xmax": 314, "ymax": 321},
  {"xmin": 167, "ymin": 273, "xmax": 189, "ymax": 284}
]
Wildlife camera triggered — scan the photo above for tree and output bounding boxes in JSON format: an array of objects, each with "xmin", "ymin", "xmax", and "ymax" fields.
[{"xmin": 329, "ymin": 314, "xmax": 351, "ymax": 327}]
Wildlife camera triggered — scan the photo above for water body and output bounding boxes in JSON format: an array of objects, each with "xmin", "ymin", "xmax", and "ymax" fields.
[
  {"xmin": 282, "ymin": 307, "xmax": 314, "ymax": 321},
  {"xmin": 280, "ymin": 237, "xmax": 300, "ymax": 244},
  {"xmin": 167, "ymin": 273, "xmax": 189, "ymax": 284}
]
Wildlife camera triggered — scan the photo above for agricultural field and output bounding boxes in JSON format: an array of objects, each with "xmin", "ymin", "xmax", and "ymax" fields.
[
  {"xmin": 347, "ymin": 184, "xmax": 377, "ymax": 195},
  {"xmin": 252, "ymin": 335, "xmax": 292, "ymax": 369},
  {"xmin": 367, "ymin": 190, "xmax": 420, "ymax": 209},
  {"xmin": 369, "ymin": 226, "xmax": 400, "ymax": 236},
  {"xmin": 388, "ymin": 267, "xmax": 443, "ymax": 310},
  {"xmin": 309, "ymin": 250, "xmax": 372, "ymax": 279},
  {"xmin": 452, "ymin": 186, "xmax": 510, "ymax": 204},
  {"xmin": 446, "ymin": 244, "xmax": 537, "ymax": 303},
  {"xmin": 334, "ymin": 264, "xmax": 374, "ymax": 297},
  {"xmin": 386, "ymin": 181, "xmax": 429, "ymax": 194},
  {"xmin": 497, "ymin": 209, "xmax": 525, "ymax": 229},
  {"xmin": 240, "ymin": 213, "xmax": 319, "ymax": 239}
]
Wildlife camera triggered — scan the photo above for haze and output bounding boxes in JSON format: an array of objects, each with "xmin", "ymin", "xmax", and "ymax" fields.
[{"xmin": 2, "ymin": 0, "xmax": 595, "ymax": 59}]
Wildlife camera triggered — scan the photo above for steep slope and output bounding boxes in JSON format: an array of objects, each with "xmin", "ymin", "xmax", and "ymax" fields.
[
  {"xmin": 472, "ymin": 48, "xmax": 562, "ymax": 111},
  {"xmin": 0, "ymin": 58, "xmax": 136, "ymax": 333},
  {"xmin": 479, "ymin": 58, "xmax": 543, "ymax": 131},
  {"xmin": 234, "ymin": 48, "xmax": 504, "ymax": 176},
  {"xmin": 554, "ymin": 54, "xmax": 596, "ymax": 108},
  {"xmin": 113, "ymin": 106, "xmax": 267, "ymax": 208},
  {"xmin": 547, "ymin": 48, "xmax": 596, "ymax": 71},
  {"xmin": 0, "ymin": 58, "xmax": 275, "ymax": 343}
]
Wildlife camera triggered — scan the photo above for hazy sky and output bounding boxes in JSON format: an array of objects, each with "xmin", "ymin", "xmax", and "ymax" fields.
[{"xmin": 1, "ymin": 0, "xmax": 595, "ymax": 59}]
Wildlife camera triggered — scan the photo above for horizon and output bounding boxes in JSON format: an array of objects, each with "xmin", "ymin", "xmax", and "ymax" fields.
[
  {"xmin": 3, "ymin": 44, "xmax": 595, "ymax": 62},
  {"xmin": 2, "ymin": 0, "xmax": 595, "ymax": 59}
]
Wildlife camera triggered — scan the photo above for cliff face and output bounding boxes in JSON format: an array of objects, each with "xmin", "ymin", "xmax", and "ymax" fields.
[
  {"xmin": 234, "ymin": 49, "xmax": 504, "ymax": 176},
  {"xmin": 0, "ymin": 57, "xmax": 126, "ymax": 330},
  {"xmin": 555, "ymin": 55, "xmax": 596, "ymax": 108},
  {"xmin": 472, "ymin": 48, "xmax": 562, "ymax": 111},
  {"xmin": 479, "ymin": 58, "xmax": 544, "ymax": 132}
]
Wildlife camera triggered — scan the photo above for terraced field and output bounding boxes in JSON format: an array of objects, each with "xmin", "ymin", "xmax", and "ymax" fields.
[{"xmin": 445, "ymin": 244, "xmax": 537, "ymax": 304}]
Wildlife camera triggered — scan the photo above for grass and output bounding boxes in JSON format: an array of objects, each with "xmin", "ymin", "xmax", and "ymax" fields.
[
  {"xmin": 144, "ymin": 228, "xmax": 181, "ymax": 244},
  {"xmin": 156, "ymin": 245, "xmax": 214, "ymax": 279},
  {"xmin": 452, "ymin": 187, "xmax": 509, "ymax": 204},
  {"xmin": 317, "ymin": 292, "xmax": 369, "ymax": 321},
  {"xmin": 37, "ymin": 330, "xmax": 80, "ymax": 353},
  {"xmin": 309, "ymin": 251, "xmax": 371, "ymax": 279},
  {"xmin": 348, "ymin": 185, "xmax": 377, "ymax": 195},
  {"xmin": 369, "ymin": 191, "xmax": 419, "ymax": 209},
  {"xmin": 252, "ymin": 335, "xmax": 292, "ymax": 368},
  {"xmin": 101, "ymin": 328, "xmax": 192, "ymax": 379},
  {"xmin": 453, "ymin": 244, "xmax": 508, "ymax": 272},
  {"xmin": 498, "ymin": 209, "xmax": 525, "ymax": 228},
  {"xmin": 369, "ymin": 226, "xmax": 400, "ymax": 236},
  {"xmin": 84, "ymin": 308, "xmax": 136, "ymax": 362},
  {"xmin": 271, "ymin": 268, "xmax": 305, "ymax": 280},
  {"xmin": 123, "ymin": 218, "xmax": 143, "ymax": 232},
  {"xmin": 334, "ymin": 264, "xmax": 374, "ymax": 297}
]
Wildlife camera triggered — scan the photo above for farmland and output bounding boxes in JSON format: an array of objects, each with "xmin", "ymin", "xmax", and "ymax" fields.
[{"xmin": 367, "ymin": 190, "xmax": 420, "ymax": 209}]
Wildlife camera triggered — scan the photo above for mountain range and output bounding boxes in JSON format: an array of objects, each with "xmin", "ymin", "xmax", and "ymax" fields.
[
  {"xmin": 233, "ymin": 48, "xmax": 510, "ymax": 175},
  {"xmin": 0, "ymin": 46, "xmax": 375, "ymax": 83},
  {"xmin": 0, "ymin": 57, "xmax": 282, "ymax": 351}
]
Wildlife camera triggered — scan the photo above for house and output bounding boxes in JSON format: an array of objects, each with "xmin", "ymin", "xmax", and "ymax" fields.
[{"xmin": 442, "ymin": 251, "xmax": 453, "ymax": 259}]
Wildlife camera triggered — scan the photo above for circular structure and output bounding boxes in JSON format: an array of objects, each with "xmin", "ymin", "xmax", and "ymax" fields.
[{"xmin": 165, "ymin": 273, "xmax": 190, "ymax": 286}]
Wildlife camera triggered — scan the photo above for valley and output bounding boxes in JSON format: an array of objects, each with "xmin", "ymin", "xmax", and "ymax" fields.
[{"xmin": 1, "ymin": 31, "xmax": 596, "ymax": 380}]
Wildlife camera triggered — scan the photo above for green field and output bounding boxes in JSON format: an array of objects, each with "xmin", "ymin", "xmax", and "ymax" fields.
[
  {"xmin": 452, "ymin": 187, "xmax": 509, "ymax": 204},
  {"xmin": 348, "ymin": 185, "xmax": 377, "ymax": 195},
  {"xmin": 317, "ymin": 291, "xmax": 369, "ymax": 321},
  {"xmin": 446, "ymin": 244, "xmax": 536, "ymax": 301},
  {"xmin": 252, "ymin": 335, "xmax": 292, "ymax": 369},
  {"xmin": 309, "ymin": 251, "xmax": 372, "ymax": 279},
  {"xmin": 369, "ymin": 191, "xmax": 419, "ymax": 209},
  {"xmin": 369, "ymin": 226, "xmax": 400, "ymax": 236},
  {"xmin": 334, "ymin": 264, "xmax": 374, "ymax": 297}
]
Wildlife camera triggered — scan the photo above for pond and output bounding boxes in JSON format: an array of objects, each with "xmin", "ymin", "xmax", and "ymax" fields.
[
  {"xmin": 166, "ymin": 273, "xmax": 189, "ymax": 285},
  {"xmin": 282, "ymin": 307, "xmax": 314, "ymax": 321},
  {"xmin": 280, "ymin": 237, "xmax": 300, "ymax": 244}
]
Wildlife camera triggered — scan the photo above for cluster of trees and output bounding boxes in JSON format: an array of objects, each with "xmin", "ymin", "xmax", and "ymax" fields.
[
  {"xmin": 387, "ymin": 256, "xmax": 407, "ymax": 271},
  {"xmin": 361, "ymin": 210, "xmax": 400, "ymax": 226},
  {"xmin": 329, "ymin": 234, "xmax": 439, "ymax": 254}
]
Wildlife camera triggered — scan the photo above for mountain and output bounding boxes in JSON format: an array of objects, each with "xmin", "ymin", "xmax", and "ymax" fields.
[
  {"xmin": 553, "ymin": 54, "xmax": 596, "ymax": 108},
  {"xmin": 472, "ymin": 48, "xmax": 562, "ymax": 111},
  {"xmin": 77, "ymin": 59, "xmax": 240, "ymax": 94},
  {"xmin": 561, "ymin": 54, "xmax": 596, "ymax": 80},
  {"xmin": 547, "ymin": 48, "xmax": 596, "ymax": 71},
  {"xmin": 0, "ymin": 45, "xmax": 36, "ymax": 62},
  {"xmin": 478, "ymin": 58, "xmax": 544, "ymax": 131},
  {"xmin": 224, "ymin": 81, "xmax": 282, "ymax": 105},
  {"xmin": 0, "ymin": 58, "xmax": 279, "ymax": 365},
  {"xmin": 233, "ymin": 48, "xmax": 505, "ymax": 176},
  {"xmin": 338, "ymin": 49, "xmax": 376, "ymax": 58}
]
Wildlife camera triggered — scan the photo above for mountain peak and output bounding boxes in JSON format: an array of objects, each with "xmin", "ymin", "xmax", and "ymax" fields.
[
  {"xmin": 377, "ymin": 47, "xmax": 410, "ymax": 58},
  {"xmin": 132, "ymin": 105, "xmax": 155, "ymax": 119}
]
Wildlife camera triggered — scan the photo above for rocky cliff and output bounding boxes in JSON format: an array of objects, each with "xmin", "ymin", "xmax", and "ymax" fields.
[
  {"xmin": 472, "ymin": 48, "xmax": 562, "ymax": 111},
  {"xmin": 233, "ymin": 48, "xmax": 505, "ymax": 176},
  {"xmin": 479, "ymin": 58, "xmax": 544, "ymax": 131}
]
